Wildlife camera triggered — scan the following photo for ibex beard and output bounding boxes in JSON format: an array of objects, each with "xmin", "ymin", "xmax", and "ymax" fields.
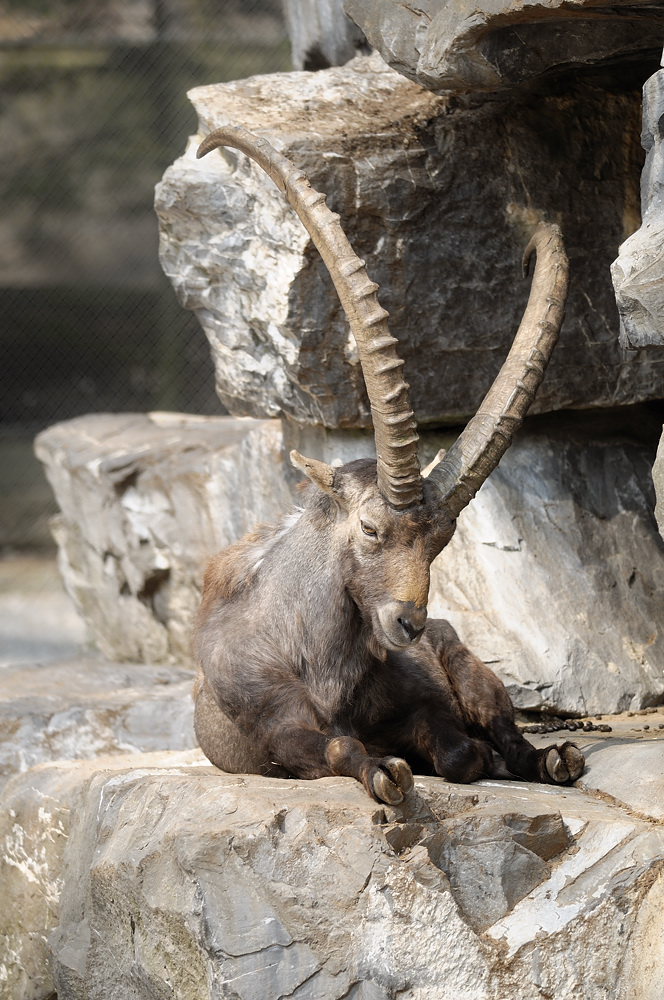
[{"xmin": 192, "ymin": 125, "xmax": 584, "ymax": 805}]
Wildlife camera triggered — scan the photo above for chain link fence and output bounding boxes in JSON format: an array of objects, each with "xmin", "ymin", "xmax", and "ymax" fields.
[{"xmin": 1, "ymin": 0, "xmax": 291, "ymax": 550}]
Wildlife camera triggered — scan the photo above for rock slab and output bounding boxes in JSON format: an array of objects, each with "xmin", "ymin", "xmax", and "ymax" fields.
[
  {"xmin": 156, "ymin": 53, "xmax": 664, "ymax": 429},
  {"xmin": 0, "ymin": 657, "xmax": 196, "ymax": 793},
  {"xmin": 35, "ymin": 412, "xmax": 292, "ymax": 665},
  {"xmin": 283, "ymin": 0, "xmax": 367, "ymax": 70},
  {"xmin": 344, "ymin": 0, "xmax": 664, "ymax": 95},
  {"xmin": 654, "ymin": 425, "xmax": 664, "ymax": 535},
  {"xmin": 3, "ymin": 749, "xmax": 664, "ymax": 1000},
  {"xmin": 430, "ymin": 412, "xmax": 664, "ymax": 716}
]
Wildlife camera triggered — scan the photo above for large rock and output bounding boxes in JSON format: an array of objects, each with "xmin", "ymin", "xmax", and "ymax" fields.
[
  {"xmin": 34, "ymin": 412, "xmax": 292, "ymax": 665},
  {"xmin": 343, "ymin": 0, "xmax": 664, "ymax": 95},
  {"xmin": 3, "ymin": 748, "xmax": 664, "ymax": 999},
  {"xmin": 156, "ymin": 53, "xmax": 663, "ymax": 429},
  {"xmin": 36, "ymin": 409, "xmax": 664, "ymax": 715},
  {"xmin": 528, "ymin": 707, "xmax": 664, "ymax": 823},
  {"xmin": 0, "ymin": 750, "xmax": 205, "ymax": 1000},
  {"xmin": 612, "ymin": 55, "xmax": 664, "ymax": 349}
]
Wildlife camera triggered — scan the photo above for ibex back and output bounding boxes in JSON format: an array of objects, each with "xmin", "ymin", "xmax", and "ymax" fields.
[{"xmin": 193, "ymin": 126, "xmax": 584, "ymax": 804}]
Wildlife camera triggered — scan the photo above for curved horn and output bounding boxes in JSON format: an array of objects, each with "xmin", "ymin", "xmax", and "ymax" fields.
[
  {"xmin": 426, "ymin": 222, "xmax": 569, "ymax": 519},
  {"xmin": 197, "ymin": 125, "xmax": 422, "ymax": 510}
]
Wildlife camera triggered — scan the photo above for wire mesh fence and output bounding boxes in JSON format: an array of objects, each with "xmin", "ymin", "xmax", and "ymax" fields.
[{"xmin": 0, "ymin": 0, "xmax": 292, "ymax": 550}]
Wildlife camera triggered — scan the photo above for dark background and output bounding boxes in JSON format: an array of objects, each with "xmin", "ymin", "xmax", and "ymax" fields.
[{"xmin": 1, "ymin": 0, "xmax": 291, "ymax": 548}]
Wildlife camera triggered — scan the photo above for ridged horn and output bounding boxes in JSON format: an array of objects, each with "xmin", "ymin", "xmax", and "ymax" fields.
[
  {"xmin": 197, "ymin": 125, "xmax": 422, "ymax": 510},
  {"xmin": 426, "ymin": 222, "xmax": 569, "ymax": 519}
]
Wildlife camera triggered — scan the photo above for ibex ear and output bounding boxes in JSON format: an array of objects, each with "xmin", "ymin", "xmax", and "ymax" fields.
[{"xmin": 290, "ymin": 450, "xmax": 337, "ymax": 496}]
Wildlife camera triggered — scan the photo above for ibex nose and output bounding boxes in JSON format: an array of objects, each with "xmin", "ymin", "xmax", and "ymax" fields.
[
  {"xmin": 377, "ymin": 602, "xmax": 427, "ymax": 649},
  {"xmin": 398, "ymin": 609, "xmax": 427, "ymax": 643},
  {"xmin": 398, "ymin": 617, "xmax": 424, "ymax": 641}
]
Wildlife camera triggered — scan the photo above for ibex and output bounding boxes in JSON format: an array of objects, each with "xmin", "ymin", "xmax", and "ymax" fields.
[{"xmin": 193, "ymin": 125, "xmax": 584, "ymax": 805}]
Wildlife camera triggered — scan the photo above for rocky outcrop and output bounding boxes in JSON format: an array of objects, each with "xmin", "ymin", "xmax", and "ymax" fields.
[
  {"xmin": 612, "ymin": 55, "xmax": 664, "ymax": 349},
  {"xmin": 3, "ymin": 742, "xmax": 664, "ymax": 1000},
  {"xmin": 343, "ymin": 0, "xmax": 664, "ymax": 95},
  {"xmin": 156, "ymin": 53, "xmax": 663, "ymax": 428},
  {"xmin": 0, "ymin": 750, "xmax": 205, "ymax": 1000},
  {"xmin": 34, "ymin": 412, "xmax": 292, "ymax": 665},
  {"xmin": 36, "ymin": 409, "xmax": 664, "ymax": 715}
]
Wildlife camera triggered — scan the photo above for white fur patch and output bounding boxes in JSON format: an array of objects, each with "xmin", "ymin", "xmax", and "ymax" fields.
[{"xmin": 248, "ymin": 507, "xmax": 304, "ymax": 575}]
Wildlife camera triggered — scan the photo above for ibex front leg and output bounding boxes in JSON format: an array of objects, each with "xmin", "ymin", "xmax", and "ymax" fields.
[
  {"xmin": 265, "ymin": 723, "xmax": 413, "ymax": 804},
  {"xmin": 426, "ymin": 621, "xmax": 585, "ymax": 784},
  {"xmin": 325, "ymin": 735, "xmax": 414, "ymax": 805}
]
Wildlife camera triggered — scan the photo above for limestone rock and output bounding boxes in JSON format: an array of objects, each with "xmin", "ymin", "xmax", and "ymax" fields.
[
  {"xmin": 612, "ymin": 57, "xmax": 664, "ymax": 348},
  {"xmin": 429, "ymin": 412, "xmax": 664, "ymax": 716},
  {"xmin": 283, "ymin": 0, "xmax": 368, "ymax": 70},
  {"xmin": 156, "ymin": 54, "xmax": 664, "ymax": 429},
  {"xmin": 34, "ymin": 412, "xmax": 292, "ymax": 665},
  {"xmin": 344, "ymin": 0, "xmax": 664, "ymax": 95},
  {"xmin": 421, "ymin": 811, "xmax": 567, "ymax": 931},
  {"xmin": 3, "ymin": 750, "xmax": 664, "ymax": 999},
  {"xmin": 0, "ymin": 657, "xmax": 197, "ymax": 792}
]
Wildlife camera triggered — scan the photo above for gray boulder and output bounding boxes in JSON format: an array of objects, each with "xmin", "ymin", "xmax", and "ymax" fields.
[
  {"xmin": 343, "ymin": 0, "xmax": 664, "ymax": 94},
  {"xmin": 156, "ymin": 54, "xmax": 661, "ymax": 428},
  {"xmin": 431, "ymin": 413, "xmax": 664, "ymax": 716},
  {"xmin": 654, "ymin": 426, "xmax": 664, "ymax": 536},
  {"xmin": 3, "ymin": 749, "xmax": 664, "ymax": 999},
  {"xmin": 35, "ymin": 412, "xmax": 292, "ymax": 665}
]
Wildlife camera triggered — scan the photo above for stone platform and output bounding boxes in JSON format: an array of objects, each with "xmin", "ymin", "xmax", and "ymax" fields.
[
  {"xmin": 1, "ymin": 624, "xmax": 663, "ymax": 999},
  {"xmin": 2, "ymin": 726, "xmax": 664, "ymax": 1000}
]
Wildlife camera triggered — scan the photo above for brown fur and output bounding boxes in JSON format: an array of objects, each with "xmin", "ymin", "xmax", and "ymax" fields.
[{"xmin": 194, "ymin": 459, "xmax": 584, "ymax": 802}]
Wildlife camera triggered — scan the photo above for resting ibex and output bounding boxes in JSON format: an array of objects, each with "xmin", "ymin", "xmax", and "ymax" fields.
[{"xmin": 193, "ymin": 125, "xmax": 584, "ymax": 804}]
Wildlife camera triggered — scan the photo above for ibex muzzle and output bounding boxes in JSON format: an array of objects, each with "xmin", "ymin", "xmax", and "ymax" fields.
[{"xmin": 193, "ymin": 125, "xmax": 584, "ymax": 804}]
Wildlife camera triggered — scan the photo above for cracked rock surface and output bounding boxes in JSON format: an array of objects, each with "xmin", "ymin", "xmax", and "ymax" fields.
[
  {"xmin": 612, "ymin": 55, "xmax": 664, "ymax": 349},
  {"xmin": 156, "ymin": 53, "xmax": 664, "ymax": 429},
  {"xmin": 2, "ymin": 748, "xmax": 664, "ymax": 999},
  {"xmin": 429, "ymin": 409, "xmax": 664, "ymax": 716}
]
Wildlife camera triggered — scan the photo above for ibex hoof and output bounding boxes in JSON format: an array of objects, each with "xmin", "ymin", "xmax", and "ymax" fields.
[
  {"xmin": 544, "ymin": 742, "xmax": 585, "ymax": 783},
  {"xmin": 371, "ymin": 757, "xmax": 414, "ymax": 805}
]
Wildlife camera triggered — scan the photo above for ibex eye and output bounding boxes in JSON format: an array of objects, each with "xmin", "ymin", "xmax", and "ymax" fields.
[{"xmin": 361, "ymin": 521, "xmax": 377, "ymax": 537}]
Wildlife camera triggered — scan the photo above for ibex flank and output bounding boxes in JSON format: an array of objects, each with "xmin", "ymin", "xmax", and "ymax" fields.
[{"xmin": 193, "ymin": 125, "xmax": 584, "ymax": 805}]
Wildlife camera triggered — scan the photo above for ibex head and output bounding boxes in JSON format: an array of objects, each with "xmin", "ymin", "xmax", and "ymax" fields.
[
  {"xmin": 197, "ymin": 126, "xmax": 569, "ymax": 649},
  {"xmin": 290, "ymin": 454, "xmax": 454, "ymax": 649}
]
